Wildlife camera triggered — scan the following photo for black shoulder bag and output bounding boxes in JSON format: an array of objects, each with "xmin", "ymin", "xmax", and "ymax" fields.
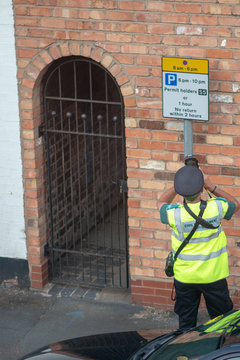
[
  {"xmin": 165, "ymin": 200, "xmax": 207, "ymax": 278},
  {"xmin": 183, "ymin": 199, "xmax": 220, "ymax": 230}
]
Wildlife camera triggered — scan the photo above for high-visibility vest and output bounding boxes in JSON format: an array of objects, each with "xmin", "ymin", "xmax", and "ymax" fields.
[
  {"xmin": 166, "ymin": 197, "xmax": 229, "ymax": 283},
  {"xmin": 202, "ymin": 309, "xmax": 240, "ymax": 334}
]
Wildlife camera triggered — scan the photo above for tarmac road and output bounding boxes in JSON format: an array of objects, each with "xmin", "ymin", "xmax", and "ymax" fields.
[{"xmin": 0, "ymin": 283, "xmax": 209, "ymax": 360}]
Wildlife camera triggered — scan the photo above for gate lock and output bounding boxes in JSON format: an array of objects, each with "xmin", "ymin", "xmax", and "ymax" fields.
[
  {"xmin": 119, "ymin": 179, "xmax": 128, "ymax": 193},
  {"xmin": 112, "ymin": 179, "xmax": 128, "ymax": 193}
]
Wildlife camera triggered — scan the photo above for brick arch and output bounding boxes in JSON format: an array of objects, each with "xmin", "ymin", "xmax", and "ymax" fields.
[{"xmin": 20, "ymin": 41, "xmax": 134, "ymax": 288}]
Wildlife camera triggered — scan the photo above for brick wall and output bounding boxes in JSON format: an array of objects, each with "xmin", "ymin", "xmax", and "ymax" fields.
[{"xmin": 14, "ymin": 0, "xmax": 240, "ymax": 309}]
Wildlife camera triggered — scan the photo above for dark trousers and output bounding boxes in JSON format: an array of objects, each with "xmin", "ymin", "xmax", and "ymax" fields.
[{"xmin": 174, "ymin": 278, "xmax": 233, "ymax": 330}]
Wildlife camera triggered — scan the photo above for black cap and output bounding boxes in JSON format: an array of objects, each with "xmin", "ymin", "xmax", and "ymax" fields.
[{"xmin": 174, "ymin": 165, "xmax": 204, "ymax": 197}]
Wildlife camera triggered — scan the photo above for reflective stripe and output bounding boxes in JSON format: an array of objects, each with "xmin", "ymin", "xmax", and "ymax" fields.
[
  {"xmin": 216, "ymin": 200, "xmax": 223, "ymax": 220},
  {"xmin": 203, "ymin": 310, "xmax": 240, "ymax": 334},
  {"xmin": 173, "ymin": 201, "xmax": 223, "ymax": 242},
  {"xmin": 174, "ymin": 207, "xmax": 184, "ymax": 241},
  {"xmin": 173, "ymin": 245, "xmax": 227, "ymax": 262},
  {"xmin": 182, "ymin": 220, "xmax": 196, "ymax": 232},
  {"xmin": 172, "ymin": 226, "xmax": 223, "ymax": 243},
  {"xmin": 175, "ymin": 211, "xmax": 222, "ymax": 233},
  {"xmin": 182, "ymin": 219, "xmax": 220, "ymax": 232}
]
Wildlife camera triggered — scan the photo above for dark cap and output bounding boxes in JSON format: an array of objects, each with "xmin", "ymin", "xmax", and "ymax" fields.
[{"xmin": 174, "ymin": 165, "xmax": 204, "ymax": 197}]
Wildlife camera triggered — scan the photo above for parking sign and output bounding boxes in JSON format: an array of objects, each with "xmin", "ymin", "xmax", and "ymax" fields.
[
  {"xmin": 162, "ymin": 57, "xmax": 209, "ymax": 121},
  {"xmin": 165, "ymin": 73, "xmax": 177, "ymax": 86}
]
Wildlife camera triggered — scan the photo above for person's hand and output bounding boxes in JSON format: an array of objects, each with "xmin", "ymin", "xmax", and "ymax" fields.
[{"xmin": 200, "ymin": 168, "xmax": 214, "ymax": 192}]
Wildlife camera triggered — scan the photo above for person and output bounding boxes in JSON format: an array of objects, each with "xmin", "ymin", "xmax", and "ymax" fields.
[{"xmin": 157, "ymin": 164, "xmax": 240, "ymax": 330}]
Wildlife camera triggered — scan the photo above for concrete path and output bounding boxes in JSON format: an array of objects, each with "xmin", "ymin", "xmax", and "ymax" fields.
[{"xmin": 0, "ymin": 283, "xmax": 209, "ymax": 360}]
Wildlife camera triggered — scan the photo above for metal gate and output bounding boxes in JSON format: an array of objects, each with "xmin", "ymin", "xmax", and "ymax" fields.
[{"xmin": 42, "ymin": 57, "xmax": 128, "ymax": 288}]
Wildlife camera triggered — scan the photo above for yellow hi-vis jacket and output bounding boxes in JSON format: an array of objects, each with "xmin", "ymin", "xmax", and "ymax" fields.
[{"xmin": 166, "ymin": 197, "xmax": 232, "ymax": 284}]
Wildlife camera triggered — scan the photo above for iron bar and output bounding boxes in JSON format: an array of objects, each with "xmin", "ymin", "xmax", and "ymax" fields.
[
  {"xmin": 50, "ymin": 247, "xmax": 126, "ymax": 259},
  {"xmin": 43, "ymin": 128, "xmax": 122, "ymax": 139},
  {"xmin": 83, "ymin": 113, "xmax": 91, "ymax": 280},
  {"xmin": 45, "ymin": 106, "xmax": 55, "ymax": 277},
  {"xmin": 113, "ymin": 116, "xmax": 122, "ymax": 287},
  {"xmin": 45, "ymin": 95, "xmax": 121, "ymax": 106}
]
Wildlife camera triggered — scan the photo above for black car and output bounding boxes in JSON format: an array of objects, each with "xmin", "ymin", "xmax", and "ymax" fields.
[{"xmin": 19, "ymin": 308, "xmax": 240, "ymax": 360}]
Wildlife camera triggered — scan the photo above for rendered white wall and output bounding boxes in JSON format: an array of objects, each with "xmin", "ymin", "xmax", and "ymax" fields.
[{"xmin": 0, "ymin": 1, "xmax": 26, "ymax": 259}]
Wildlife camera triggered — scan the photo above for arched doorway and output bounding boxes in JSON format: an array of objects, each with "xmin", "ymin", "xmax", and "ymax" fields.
[{"xmin": 42, "ymin": 56, "xmax": 128, "ymax": 288}]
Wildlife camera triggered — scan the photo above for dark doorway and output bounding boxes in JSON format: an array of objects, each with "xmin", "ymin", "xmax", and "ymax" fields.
[{"xmin": 42, "ymin": 56, "xmax": 128, "ymax": 288}]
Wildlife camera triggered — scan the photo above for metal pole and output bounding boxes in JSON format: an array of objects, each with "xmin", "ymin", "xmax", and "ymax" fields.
[{"xmin": 184, "ymin": 119, "xmax": 193, "ymax": 158}]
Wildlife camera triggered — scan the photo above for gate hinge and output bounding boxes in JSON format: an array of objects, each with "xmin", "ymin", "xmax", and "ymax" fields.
[
  {"xmin": 38, "ymin": 124, "xmax": 45, "ymax": 137},
  {"xmin": 44, "ymin": 243, "xmax": 50, "ymax": 256}
]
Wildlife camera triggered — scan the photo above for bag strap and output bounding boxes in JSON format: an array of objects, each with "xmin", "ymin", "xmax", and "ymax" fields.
[
  {"xmin": 174, "ymin": 200, "xmax": 206, "ymax": 262},
  {"xmin": 183, "ymin": 199, "xmax": 219, "ymax": 229}
]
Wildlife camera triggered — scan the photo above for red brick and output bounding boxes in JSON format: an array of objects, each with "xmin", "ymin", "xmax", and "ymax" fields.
[
  {"xmin": 137, "ymin": 99, "xmax": 161, "ymax": 109},
  {"xmin": 34, "ymin": 0, "xmax": 57, "ymax": 4},
  {"xmin": 141, "ymin": 220, "xmax": 165, "ymax": 230},
  {"xmin": 204, "ymin": 5, "xmax": 231, "ymax": 15},
  {"xmin": 134, "ymin": 34, "xmax": 161, "ymax": 44},
  {"xmin": 128, "ymin": 189, "xmax": 153, "ymax": 199},
  {"xmin": 107, "ymin": 33, "xmax": 132, "ymax": 43},
  {"xmin": 148, "ymin": 24, "xmax": 174, "ymax": 34},
  {"xmin": 17, "ymin": 49, "xmax": 39, "ymax": 58},
  {"xmin": 63, "ymin": 0, "xmax": 90, "ymax": 6},
  {"xmin": 177, "ymin": 47, "xmax": 204, "ymax": 57},
  {"xmin": 119, "ymin": 1, "xmax": 145, "ymax": 11},
  {"xmin": 126, "ymin": 128, "xmax": 151, "ymax": 139},
  {"xmin": 139, "ymin": 140, "xmax": 165, "ymax": 150},
  {"xmin": 121, "ymin": 44, "xmax": 147, "ymax": 54},
  {"xmin": 29, "ymin": 7, "xmax": 51, "ymax": 16},
  {"xmin": 128, "ymin": 208, "xmax": 153, "ymax": 218},
  {"xmin": 107, "ymin": 11, "xmax": 132, "ymax": 21},
  {"xmin": 191, "ymin": 15, "xmax": 218, "ymax": 25},
  {"xmin": 128, "ymin": 199, "xmax": 140, "ymax": 208},
  {"xmin": 40, "ymin": 18, "xmax": 65, "ymax": 28},
  {"xmin": 30, "ymin": 280, "xmax": 46, "ymax": 289},
  {"xmin": 210, "ymin": 71, "xmax": 232, "ymax": 81},
  {"xmin": 162, "ymin": 36, "xmax": 188, "ymax": 46},
  {"xmin": 176, "ymin": 4, "xmax": 201, "ymax": 13},
  {"xmin": 126, "ymin": 138, "xmax": 138, "ymax": 149},
  {"xmin": 130, "ymin": 247, "xmax": 153, "ymax": 258},
  {"xmin": 126, "ymin": 109, "xmax": 151, "ymax": 118},
  {"xmin": 205, "ymin": 27, "xmax": 232, "ymax": 37},
  {"xmin": 136, "ymin": 77, "xmax": 162, "ymax": 87},
  {"xmin": 124, "ymin": 98, "xmax": 136, "ymax": 107},
  {"xmin": 31, "ymin": 262, "xmax": 48, "ymax": 273},
  {"xmin": 92, "ymin": 0, "xmax": 116, "ymax": 9},
  {"xmin": 15, "ymin": 5, "xmax": 28, "ymax": 15},
  {"xmin": 162, "ymin": 14, "xmax": 189, "ymax": 23},
  {"xmin": 148, "ymin": 2, "xmax": 173, "ymax": 12},
  {"xmin": 121, "ymin": 23, "xmax": 146, "ymax": 33},
  {"xmin": 153, "ymin": 132, "xmax": 178, "ymax": 141},
  {"xmin": 135, "ymin": 13, "xmax": 161, "ymax": 23},
  {"xmin": 29, "ymin": 29, "xmax": 52, "ymax": 38},
  {"xmin": 206, "ymin": 49, "xmax": 233, "ymax": 59},
  {"xmin": 219, "ymin": 16, "xmax": 240, "ymax": 27},
  {"xmin": 167, "ymin": 143, "xmax": 184, "ymax": 152},
  {"xmin": 16, "ymin": 16, "xmax": 38, "ymax": 26},
  {"xmin": 190, "ymin": 37, "xmax": 217, "ymax": 47}
]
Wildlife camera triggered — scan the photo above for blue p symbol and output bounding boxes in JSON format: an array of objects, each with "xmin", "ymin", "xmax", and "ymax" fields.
[{"xmin": 165, "ymin": 73, "xmax": 177, "ymax": 86}]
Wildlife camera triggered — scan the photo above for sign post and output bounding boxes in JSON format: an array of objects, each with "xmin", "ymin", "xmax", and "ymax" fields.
[{"xmin": 162, "ymin": 57, "xmax": 209, "ymax": 157}]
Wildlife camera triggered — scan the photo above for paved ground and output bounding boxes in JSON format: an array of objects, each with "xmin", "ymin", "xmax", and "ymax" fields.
[{"xmin": 0, "ymin": 282, "xmax": 209, "ymax": 360}]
